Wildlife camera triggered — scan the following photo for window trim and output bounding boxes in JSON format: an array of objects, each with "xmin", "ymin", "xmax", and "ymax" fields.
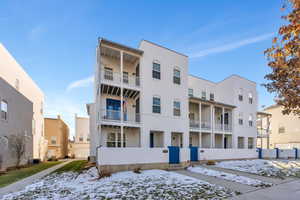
[
  {"xmin": 152, "ymin": 96, "xmax": 161, "ymax": 114},
  {"xmin": 173, "ymin": 67, "xmax": 181, "ymax": 85},
  {"xmin": 188, "ymin": 88, "xmax": 193, "ymax": 97},
  {"xmin": 1, "ymin": 99, "xmax": 8, "ymax": 121},
  {"xmin": 173, "ymin": 100, "xmax": 181, "ymax": 116},
  {"xmin": 152, "ymin": 61, "xmax": 161, "ymax": 80}
]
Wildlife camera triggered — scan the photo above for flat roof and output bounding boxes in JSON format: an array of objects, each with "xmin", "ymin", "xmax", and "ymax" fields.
[
  {"xmin": 189, "ymin": 96, "xmax": 236, "ymax": 108},
  {"xmin": 257, "ymin": 111, "xmax": 272, "ymax": 116},
  {"xmin": 98, "ymin": 38, "xmax": 144, "ymax": 56}
]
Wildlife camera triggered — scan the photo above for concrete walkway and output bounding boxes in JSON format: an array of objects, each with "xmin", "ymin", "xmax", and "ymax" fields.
[
  {"xmin": 175, "ymin": 170, "xmax": 256, "ymax": 193},
  {"xmin": 0, "ymin": 160, "xmax": 72, "ymax": 198},
  {"xmin": 231, "ymin": 179, "xmax": 300, "ymax": 200}
]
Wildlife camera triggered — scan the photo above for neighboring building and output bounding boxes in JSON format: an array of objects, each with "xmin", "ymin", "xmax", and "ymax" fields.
[
  {"xmin": 88, "ymin": 38, "xmax": 258, "ymax": 172},
  {"xmin": 0, "ymin": 77, "xmax": 33, "ymax": 170},
  {"xmin": 0, "ymin": 43, "xmax": 47, "ymax": 161},
  {"xmin": 256, "ymin": 111, "xmax": 271, "ymax": 149},
  {"xmin": 44, "ymin": 116, "xmax": 69, "ymax": 159},
  {"xmin": 72, "ymin": 114, "xmax": 90, "ymax": 159},
  {"xmin": 261, "ymin": 105, "xmax": 300, "ymax": 149}
]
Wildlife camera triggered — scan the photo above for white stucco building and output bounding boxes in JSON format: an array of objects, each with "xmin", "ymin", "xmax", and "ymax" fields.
[
  {"xmin": 0, "ymin": 43, "xmax": 47, "ymax": 161},
  {"xmin": 72, "ymin": 114, "xmax": 90, "ymax": 159},
  {"xmin": 88, "ymin": 38, "xmax": 258, "ymax": 172}
]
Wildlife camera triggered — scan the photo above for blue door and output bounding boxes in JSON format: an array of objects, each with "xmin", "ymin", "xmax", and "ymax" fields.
[
  {"xmin": 190, "ymin": 146, "xmax": 198, "ymax": 161},
  {"xmin": 168, "ymin": 146, "xmax": 180, "ymax": 164},
  {"xmin": 150, "ymin": 133, "xmax": 154, "ymax": 148},
  {"xmin": 257, "ymin": 148, "xmax": 262, "ymax": 159}
]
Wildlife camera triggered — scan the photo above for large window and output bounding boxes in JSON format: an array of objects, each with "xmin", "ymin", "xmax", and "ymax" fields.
[
  {"xmin": 1, "ymin": 100, "xmax": 8, "ymax": 120},
  {"xmin": 238, "ymin": 112, "xmax": 243, "ymax": 125},
  {"xmin": 248, "ymin": 114, "xmax": 253, "ymax": 127},
  {"xmin": 152, "ymin": 62, "xmax": 161, "ymax": 79},
  {"xmin": 188, "ymin": 88, "xmax": 193, "ymax": 97},
  {"xmin": 173, "ymin": 101, "xmax": 181, "ymax": 116},
  {"xmin": 210, "ymin": 93, "xmax": 214, "ymax": 101},
  {"xmin": 238, "ymin": 88, "xmax": 243, "ymax": 101},
  {"xmin": 201, "ymin": 91, "xmax": 206, "ymax": 100},
  {"xmin": 238, "ymin": 137, "xmax": 244, "ymax": 149},
  {"xmin": 107, "ymin": 132, "xmax": 125, "ymax": 147},
  {"xmin": 173, "ymin": 68, "xmax": 180, "ymax": 84},
  {"xmin": 152, "ymin": 96, "xmax": 161, "ymax": 113},
  {"xmin": 248, "ymin": 92, "xmax": 253, "ymax": 104},
  {"xmin": 51, "ymin": 136, "xmax": 57, "ymax": 145},
  {"xmin": 248, "ymin": 137, "xmax": 254, "ymax": 149},
  {"xmin": 104, "ymin": 67, "xmax": 113, "ymax": 80}
]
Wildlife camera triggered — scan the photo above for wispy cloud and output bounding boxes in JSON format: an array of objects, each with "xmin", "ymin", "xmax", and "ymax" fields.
[
  {"xmin": 28, "ymin": 25, "xmax": 46, "ymax": 40},
  {"xmin": 189, "ymin": 33, "xmax": 274, "ymax": 58},
  {"xmin": 66, "ymin": 75, "xmax": 94, "ymax": 92}
]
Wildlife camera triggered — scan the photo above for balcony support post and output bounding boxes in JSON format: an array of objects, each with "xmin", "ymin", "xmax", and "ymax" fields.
[
  {"xmin": 199, "ymin": 103, "xmax": 202, "ymax": 130},
  {"xmin": 120, "ymin": 50, "xmax": 124, "ymax": 147},
  {"xmin": 211, "ymin": 105, "xmax": 214, "ymax": 148},
  {"xmin": 222, "ymin": 107, "xmax": 225, "ymax": 132}
]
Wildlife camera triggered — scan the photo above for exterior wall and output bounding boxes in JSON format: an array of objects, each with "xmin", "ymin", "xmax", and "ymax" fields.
[
  {"xmin": 264, "ymin": 105, "xmax": 300, "ymax": 149},
  {"xmin": 0, "ymin": 77, "xmax": 33, "ymax": 170},
  {"xmin": 0, "ymin": 43, "xmax": 46, "ymax": 160},
  {"xmin": 44, "ymin": 116, "xmax": 69, "ymax": 159},
  {"xmin": 139, "ymin": 41, "xmax": 189, "ymax": 148},
  {"xmin": 199, "ymin": 148, "xmax": 257, "ymax": 160},
  {"xmin": 73, "ymin": 115, "xmax": 90, "ymax": 158}
]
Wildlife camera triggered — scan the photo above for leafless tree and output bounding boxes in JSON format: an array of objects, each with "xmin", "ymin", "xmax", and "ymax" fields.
[{"xmin": 9, "ymin": 134, "xmax": 27, "ymax": 167}]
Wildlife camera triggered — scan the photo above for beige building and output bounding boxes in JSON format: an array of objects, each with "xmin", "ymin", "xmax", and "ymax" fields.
[
  {"xmin": 44, "ymin": 116, "xmax": 69, "ymax": 159},
  {"xmin": 260, "ymin": 105, "xmax": 300, "ymax": 149},
  {"xmin": 72, "ymin": 114, "xmax": 90, "ymax": 159},
  {"xmin": 0, "ymin": 77, "xmax": 33, "ymax": 170},
  {"xmin": 0, "ymin": 43, "xmax": 47, "ymax": 161}
]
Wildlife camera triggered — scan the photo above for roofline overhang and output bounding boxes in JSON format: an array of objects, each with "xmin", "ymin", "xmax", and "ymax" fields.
[{"xmin": 189, "ymin": 96, "xmax": 236, "ymax": 108}]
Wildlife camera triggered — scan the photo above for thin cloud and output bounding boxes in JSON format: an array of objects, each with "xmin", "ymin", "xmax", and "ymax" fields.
[
  {"xmin": 190, "ymin": 33, "xmax": 274, "ymax": 58},
  {"xmin": 66, "ymin": 75, "xmax": 94, "ymax": 92},
  {"xmin": 28, "ymin": 25, "xmax": 46, "ymax": 40}
]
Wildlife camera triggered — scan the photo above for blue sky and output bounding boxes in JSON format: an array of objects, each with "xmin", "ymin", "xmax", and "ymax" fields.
[{"xmin": 0, "ymin": 0, "xmax": 283, "ymax": 137}]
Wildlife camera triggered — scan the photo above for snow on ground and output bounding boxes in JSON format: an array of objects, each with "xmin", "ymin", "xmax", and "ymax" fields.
[
  {"xmin": 187, "ymin": 166, "xmax": 272, "ymax": 188},
  {"xmin": 217, "ymin": 159, "xmax": 300, "ymax": 178},
  {"xmin": 2, "ymin": 167, "xmax": 235, "ymax": 200}
]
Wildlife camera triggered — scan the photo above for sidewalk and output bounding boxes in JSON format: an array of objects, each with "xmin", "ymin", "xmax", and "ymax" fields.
[{"xmin": 0, "ymin": 160, "xmax": 72, "ymax": 198}]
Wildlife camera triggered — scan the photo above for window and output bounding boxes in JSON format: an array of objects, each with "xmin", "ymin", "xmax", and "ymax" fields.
[
  {"xmin": 173, "ymin": 68, "xmax": 180, "ymax": 84},
  {"xmin": 238, "ymin": 112, "xmax": 243, "ymax": 125},
  {"xmin": 107, "ymin": 132, "xmax": 125, "ymax": 147},
  {"xmin": 201, "ymin": 91, "xmax": 206, "ymax": 100},
  {"xmin": 15, "ymin": 79, "xmax": 19, "ymax": 91},
  {"xmin": 173, "ymin": 101, "xmax": 181, "ymax": 116},
  {"xmin": 79, "ymin": 136, "xmax": 83, "ymax": 142},
  {"xmin": 249, "ymin": 114, "xmax": 253, "ymax": 127},
  {"xmin": 248, "ymin": 92, "xmax": 253, "ymax": 104},
  {"xmin": 123, "ymin": 72, "xmax": 129, "ymax": 84},
  {"xmin": 152, "ymin": 96, "xmax": 161, "ymax": 113},
  {"xmin": 152, "ymin": 62, "xmax": 161, "ymax": 79},
  {"xmin": 238, "ymin": 137, "xmax": 244, "ymax": 149},
  {"xmin": 210, "ymin": 93, "xmax": 214, "ymax": 101},
  {"xmin": 278, "ymin": 126, "xmax": 285, "ymax": 134},
  {"xmin": 248, "ymin": 137, "xmax": 254, "ymax": 149},
  {"xmin": 238, "ymin": 88, "xmax": 243, "ymax": 101},
  {"xmin": 51, "ymin": 136, "xmax": 57, "ymax": 145},
  {"xmin": 104, "ymin": 67, "xmax": 113, "ymax": 80},
  {"xmin": 188, "ymin": 88, "xmax": 193, "ymax": 97},
  {"xmin": 1, "ymin": 100, "xmax": 8, "ymax": 120}
]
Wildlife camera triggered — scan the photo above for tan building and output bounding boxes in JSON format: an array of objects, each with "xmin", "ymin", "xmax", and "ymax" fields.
[
  {"xmin": 44, "ymin": 116, "xmax": 69, "ymax": 159},
  {"xmin": 259, "ymin": 105, "xmax": 300, "ymax": 149},
  {"xmin": 0, "ymin": 43, "xmax": 47, "ymax": 161},
  {"xmin": 72, "ymin": 114, "xmax": 90, "ymax": 159}
]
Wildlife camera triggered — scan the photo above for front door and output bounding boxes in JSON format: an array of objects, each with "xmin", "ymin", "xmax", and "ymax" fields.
[
  {"xmin": 150, "ymin": 132, "xmax": 154, "ymax": 148},
  {"xmin": 168, "ymin": 146, "xmax": 180, "ymax": 164},
  {"xmin": 190, "ymin": 146, "xmax": 198, "ymax": 161}
]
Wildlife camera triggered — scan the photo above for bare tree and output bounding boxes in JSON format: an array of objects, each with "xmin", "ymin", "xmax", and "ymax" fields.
[
  {"xmin": 9, "ymin": 134, "xmax": 26, "ymax": 168},
  {"xmin": 0, "ymin": 136, "xmax": 8, "ymax": 170}
]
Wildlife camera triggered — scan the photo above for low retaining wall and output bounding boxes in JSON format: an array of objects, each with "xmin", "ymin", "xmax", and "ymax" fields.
[
  {"xmin": 199, "ymin": 148, "xmax": 257, "ymax": 160},
  {"xmin": 261, "ymin": 148, "xmax": 297, "ymax": 159}
]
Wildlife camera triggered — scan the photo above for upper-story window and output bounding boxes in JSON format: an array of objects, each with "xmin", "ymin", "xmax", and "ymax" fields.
[
  {"xmin": 152, "ymin": 96, "xmax": 161, "ymax": 114},
  {"xmin": 79, "ymin": 136, "xmax": 84, "ymax": 142},
  {"xmin": 201, "ymin": 91, "xmax": 206, "ymax": 100},
  {"xmin": 248, "ymin": 92, "xmax": 253, "ymax": 104},
  {"xmin": 249, "ymin": 114, "xmax": 253, "ymax": 127},
  {"xmin": 15, "ymin": 79, "xmax": 19, "ymax": 91},
  {"xmin": 238, "ymin": 112, "xmax": 243, "ymax": 125},
  {"xmin": 238, "ymin": 88, "xmax": 243, "ymax": 101},
  {"xmin": 104, "ymin": 67, "xmax": 113, "ymax": 80},
  {"xmin": 173, "ymin": 68, "xmax": 181, "ymax": 84},
  {"xmin": 188, "ymin": 88, "xmax": 193, "ymax": 97},
  {"xmin": 173, "ymin": 101, "xmax": 181, "ymax": 116},
  {"xmin": 152, "ymin": 62, "xmax": 161, "ymax": 79},
  {"xmin": 210, "ymin": 93, "xmax": 214, "ymax": 101},
  {"xmin": 1, "ymin": 100, "xmax": 8, "ymax": 120},
  {"xmin": 40, "ymin": 101, "xmax": 43, "ymax": 114},
  {"xmin": 278, "ymin": 125, "xmax": 285, "ymax": 134},
  {"xmin": 123, "ymin": 72, "xmax": 129, "ymax": 84},
  {"xmin": 51, "ymin": 136, "xmax": 57, "ymax": 145}
]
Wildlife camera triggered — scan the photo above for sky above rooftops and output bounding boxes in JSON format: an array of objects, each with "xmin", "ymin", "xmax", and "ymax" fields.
[{"xmin": 0, "ymin": 0, "xmax": 282, "ymax": 137}]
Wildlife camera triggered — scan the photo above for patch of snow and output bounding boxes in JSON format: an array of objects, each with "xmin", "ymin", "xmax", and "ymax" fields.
[
  {"xmin": 188, "ymin": 166, "xmax": 272, "ymax": 187},
  {"xmin": 2, "ymin": 167, "xmax": 235, "ymax": 200}
]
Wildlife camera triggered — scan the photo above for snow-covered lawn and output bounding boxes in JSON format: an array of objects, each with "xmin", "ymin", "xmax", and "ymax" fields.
[
  {"xmin": 217, "ymin": 159, "xmax": 300, "ymax": 178},
  {"xmin": 187, "ymin": 166, "xmax": 272, "ymax": 188},
  {"xmin": 2, "ymin": 167, "xmax": 235, "ymax": 200}
]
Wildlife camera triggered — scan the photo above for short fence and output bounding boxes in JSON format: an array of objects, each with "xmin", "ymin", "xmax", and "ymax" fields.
[{"xmin": 258, "ymin": 148, "xmax": 299, "ymax": 159}]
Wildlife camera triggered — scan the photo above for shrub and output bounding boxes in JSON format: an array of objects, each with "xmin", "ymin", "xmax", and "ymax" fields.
[
  {"xmin": 98, "ymin": 169, "xmax": 111, "ymax": 179},
  {"xmin": 206, "ymin": 160, "xmax": 216, "ymax": 165},
  {"xmin": 133, "ymin": 167, "xmax": 141, "ymax": 174}
]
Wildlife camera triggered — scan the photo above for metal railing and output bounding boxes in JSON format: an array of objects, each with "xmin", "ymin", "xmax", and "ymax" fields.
[
  {"xmin": 189, "ymin": 120, "xmax": 200, "ymax": 129},
  {"xmin": 101, "ymin": 68, "xmax": 140, "ymax": 87},
  {"xmin": 101, "ymin": 109, "xmax": 140, "ymax": 124},
  {"xmin": 224, "ymin": 124, "xmax": 232, "ymax": 132},
  {"xmin": 201, "ymin": 121, "xmax": 211, "ymax": 130},
  {"xmin": 214, "ymin": 123, "xmax": 223, "ymax": 131}
]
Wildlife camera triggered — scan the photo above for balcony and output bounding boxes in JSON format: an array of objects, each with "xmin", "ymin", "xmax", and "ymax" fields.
[
  {"xmin": 101, "ymin": 109, "xmax": 140, "ymax": 125},
  {"xmin": 190, "ymin": 120, "xmax": 200, "ymax": 129},
  {"xmin": 101, "ymin": 68, "xmax": 140, "ymax": 88},
  {"xmin": 201, "ymin": 121, "xmax": 211, "ymax": 131},
  {"xmin": 224, "ymin": 124, "xmax": 232, "ymax": 132},
  {"xmin": 214, "ymin": 123, "xmax": 223, "ymax": 131}
]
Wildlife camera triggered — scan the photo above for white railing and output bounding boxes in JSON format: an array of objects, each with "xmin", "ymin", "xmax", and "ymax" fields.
[
  {"xmin": 101, "ymin": 109, "xmax": 140, "ymax": 124},
  {"xmin": 101, "ymin": 68, "xmax": 140, "ymax": 87},
  {"xmin": 224, "ymin": 124, "xmax": 232, "ymax": 132},
  {"xmin": 189, "ymin": 120, "xmax": 200, "ymax": 129},
  {"xmin": 214, "ymin": 123, "xmax": 223, "ymax": 131},
  {"xmin": 201, "ymin": 121, "xmax": 211, "ymax": 130}
]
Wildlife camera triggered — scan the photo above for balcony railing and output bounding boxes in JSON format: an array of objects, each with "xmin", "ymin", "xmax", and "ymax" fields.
[
  {"xmin": 101, "ymin": 109, "xmax": 140, "ymax": 124},
  {"xmin": 190, "ymin": 120, "xmax": 200, "ymax": 129},
  {"xmin": 201, "ymin": 121, "xmax": 211, "ymax": 130},
  {"xmin": 224, "ymin": 124, "xmax": 232, "ymax": 132},
  {"xmin": 214, "ymin": 123, "xmax": 223, "ymax": 131},
  {"xmin": 101, "ymin": 68, "xmax": 140, "ymax": 87}
]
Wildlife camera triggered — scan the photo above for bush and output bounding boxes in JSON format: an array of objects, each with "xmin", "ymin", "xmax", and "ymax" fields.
[
  {"xmin": 47, "ymin": 156, "xmax": 58, "ymax": 162},
  {"xmin": 206, "ymin": 160, "xmax": 216, "ymax": 165},
  {"xmin": 98, "ymin": 169, "xmax": 111, "ymax": 179},
  {"xmin": 133, "ymin": 167, "xmax": 141, "ymax": 174}
]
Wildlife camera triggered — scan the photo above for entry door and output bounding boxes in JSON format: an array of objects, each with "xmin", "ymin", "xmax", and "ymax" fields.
[
  {"xmin": 150, "ymin": 132, "xmax": 154, "ymax": 148},
  {"xmin": 224, "ymin": 137, "xmax": 227, "ymax": 149},
  {"xmin": 190, "ymin": 146, "xmax": 198, "ymax": 161},
  {"xmin": 168, "ymin": 146, "xmax": 180, "ymax": 164}
]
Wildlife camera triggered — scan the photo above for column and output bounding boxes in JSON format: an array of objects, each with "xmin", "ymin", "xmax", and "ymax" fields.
[
  {"xmin": 199, "ymin": 103, "xmax": 202, "ymax": 130},
  {"xmin": 222, "ymin": 134, "xmax": 224, "ymax": 148},
  {"xmin": 210, "ymin": 105, "xmax": 214, "ymax": 148},
  {"xmin": 222, "ymin": 107, "xmax": 225, "ymax": 131},
  {"xmin": 199, "ymin": 132, "xmax": 202, "ymax": 148},
  {"xmin": 120, "ymin": 51, "xmax": 124, "ymax": 147}
]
